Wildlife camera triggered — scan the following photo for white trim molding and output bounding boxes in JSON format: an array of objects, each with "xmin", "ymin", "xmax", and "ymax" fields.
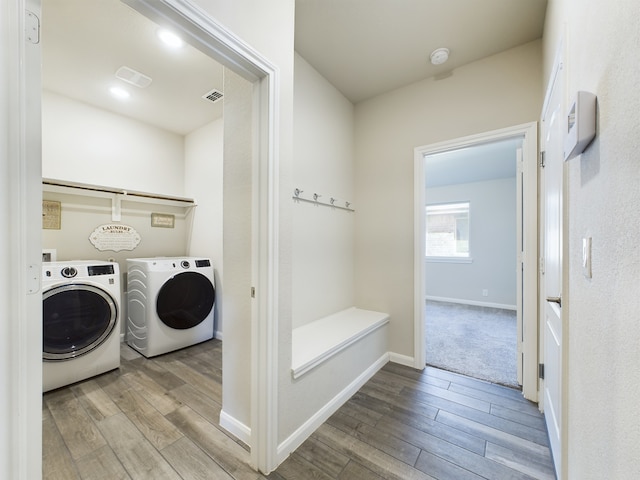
[
  {"xmin": 414, "ymin": 122, "xmax": 539, "ymax": 401},
  {"xmin": 413, "ymin": 145, "xmax": 427, "ymax": 369},
  {"xmin": 426, "ymin": 256, "xmax": 474, "ymax": 264},
  {"xmin": 219, "ymin": 410, "xmax": 252, "ymax": 446},
  {"xmin": 276, "ymin": 353, "xmax": 389, "ymax": 466},
  {"xmin": 389, "ymin": 352, "xmax": 416, "ymax": 368},
  {"xmin": 4, "ymin": 1, "xmax": 44, "ymax": 479},
  {"xmin": 426, "ymin": 295, "xmax": 517, "ymax": 311}
]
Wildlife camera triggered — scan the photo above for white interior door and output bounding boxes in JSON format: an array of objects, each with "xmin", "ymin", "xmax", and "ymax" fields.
[
  {"xmin": 516, "ymin": 147, "xmax": 523, "ymax": 385},
  {"xmin": 542, "ymin": 54, "xmax": 564, "ymax": 479}
]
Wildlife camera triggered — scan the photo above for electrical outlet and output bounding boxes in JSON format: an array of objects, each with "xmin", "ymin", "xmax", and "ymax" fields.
[{"xmin": 482, "ymin": 289, "xmax": 489, "ymax": 297}]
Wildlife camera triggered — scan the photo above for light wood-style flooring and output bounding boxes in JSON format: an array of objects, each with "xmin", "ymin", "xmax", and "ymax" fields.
[{"xmin": 43, "ymin": 339, "xmax": 555, "ymax": 479}]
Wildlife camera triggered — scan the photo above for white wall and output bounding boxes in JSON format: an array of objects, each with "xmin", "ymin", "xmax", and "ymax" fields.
[
  {"xmin": 425, "ymin": 177, "xmax": 517, "ymax": 307},
  {"xmin": 543, "ymin": 1, "xmax": 640, "ymax": 478},
  {"xmin": 42, "ymin": 91, "xmax": 185, "ymax": 197},
  {"xmin": 221, "ymin": 67, "xmax": 253, "ymax": 435},
  {"xmin": 354, "ymin": 40, "xmax": 543, "ymax": 357},
  {"xmin": 274, "ymin": 53, "xmax": 390, "ymax": 451},
  {"xmin": 292, "ymin": 53, "xmax": 355, "ymax": 327},
  {"xmin": 41, "ymin": 92, "xmax": 226, "ymax": 335},
  {"xmin": 184, "ymin": 118, "xmax": 224, "ymax": 337},
  {"xmin": 190, "ymin": 0, "xmax": 298, "ymax": 463},
  {"xmin": 4, "ymin": 0, "xmax": 294, "ymax": 477},
  {"xmin": 0, "ymin": 11, "xmax": 10, "ymax": 470}
]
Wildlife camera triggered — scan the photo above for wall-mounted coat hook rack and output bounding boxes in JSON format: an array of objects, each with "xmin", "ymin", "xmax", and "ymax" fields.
[{"xmin": 292, "ymin": 188, "xmax": 354, "ymax": 212}]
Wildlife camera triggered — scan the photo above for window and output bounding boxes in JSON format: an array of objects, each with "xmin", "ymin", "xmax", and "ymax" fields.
[{"xmin": 426, "ymin": 202, "xmax": 470, "ymax": 259}]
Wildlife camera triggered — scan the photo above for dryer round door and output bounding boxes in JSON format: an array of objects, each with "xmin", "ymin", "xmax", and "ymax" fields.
[
  {"xmin": 43, "ymin": 284, "xmax": 118, "ymax": 361},
  {"xmin": 156, "ymin": 271, "xmax": 215, "ymax": 330}
]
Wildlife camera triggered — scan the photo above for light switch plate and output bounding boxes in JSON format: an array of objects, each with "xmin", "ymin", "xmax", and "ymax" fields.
[{"xmin": 582, "ymin": 237, "xmax": 592, "ymax": 278}]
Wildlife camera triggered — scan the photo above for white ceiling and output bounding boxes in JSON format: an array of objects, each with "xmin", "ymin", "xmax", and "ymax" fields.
[
  {"xmin": 425, "ymin": 137, "xmax": 522, "ymax": 188},
  {"xmin": 41, "ymin": 0, "xmax": 547, "ymax": 158},
  {"xmin": 294, "ymin": 0, "xmax": 545, "ymax": 186},
  {"xmin": 42, "ymin": 0, "xmax": 224, "ymax": 136},
  {"xmin": 295, "ymin": 0, "xmax": 548, "ymax": 104}
]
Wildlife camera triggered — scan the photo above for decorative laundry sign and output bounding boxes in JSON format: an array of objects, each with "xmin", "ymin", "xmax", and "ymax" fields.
[{"xmin": 89, "ymin": 224, "xmax": 141, "ymax": 252}]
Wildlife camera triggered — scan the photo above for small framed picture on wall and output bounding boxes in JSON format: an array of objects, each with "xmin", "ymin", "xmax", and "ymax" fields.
[{"xmin": 42, "ymin": 200, "xmax": 61, "ymax": 230}]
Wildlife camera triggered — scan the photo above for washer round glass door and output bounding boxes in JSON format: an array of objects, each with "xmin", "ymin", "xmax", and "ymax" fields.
[
  {"xmin": 43, "ymin": 284, "xmax": 118, "ymax": 361},
  {"xmin": 156, "ymin": 272, "xmax": 215, "ymax": 330}
]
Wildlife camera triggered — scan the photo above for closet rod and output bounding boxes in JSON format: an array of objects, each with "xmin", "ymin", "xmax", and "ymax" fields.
[{"xmin": 42, "ymin": 178, "xmax": 196, "ymax": 205}]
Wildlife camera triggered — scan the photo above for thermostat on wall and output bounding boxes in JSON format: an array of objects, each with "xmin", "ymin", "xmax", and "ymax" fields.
[{"xmin": 564, "ymin": 91, "xmax": 596, "ymax": 161}]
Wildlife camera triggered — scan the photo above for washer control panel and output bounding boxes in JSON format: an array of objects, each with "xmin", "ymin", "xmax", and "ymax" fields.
[{"xmin": 43, "ymin": 262, "xmax": 118, "ymax": 280}]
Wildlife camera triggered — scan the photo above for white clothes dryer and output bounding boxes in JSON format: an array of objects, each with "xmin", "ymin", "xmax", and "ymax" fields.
[
  {"xmin": 42, "ymin": 261, "xmax": 121, "ymax": 392},
  {"xmin": 126, "ymin": 257, "xmax": 215, "ymax": 357}
]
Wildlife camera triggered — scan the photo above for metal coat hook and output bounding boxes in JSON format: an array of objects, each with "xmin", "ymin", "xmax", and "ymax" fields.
[{"xmin": 291, "ymin": 187, "xmax": 355, "ymax": 212}]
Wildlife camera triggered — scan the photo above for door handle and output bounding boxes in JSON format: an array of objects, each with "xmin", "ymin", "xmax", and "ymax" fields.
[{"xmin": 546, "ymin": 296, "xmax": 562, "ymax": 307}]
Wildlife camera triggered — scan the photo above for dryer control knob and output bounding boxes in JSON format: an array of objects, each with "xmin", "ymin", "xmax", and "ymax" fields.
[
  {"xmin": 61, "ymin": 266, "xmax": 77, "ymax": 278},
  {"xmin": 181, "ymin": 260, "xmax": 190, "ymax": 269}
]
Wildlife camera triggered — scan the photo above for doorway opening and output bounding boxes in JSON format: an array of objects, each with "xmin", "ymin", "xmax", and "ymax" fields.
[
  {"xmin": 424, "ymin": 137, "xmax": 522, "ymax": 387},
  {"xmin": 26, "ymin": 0, "xmax": 280, "ymax": 476},
  {"xmin": 414, "ymin": 123, "xmax": 539, "ymax": 400},
  {"xmin": 39, "ymin": 0, "xmax": 241, "ymax": 463}
]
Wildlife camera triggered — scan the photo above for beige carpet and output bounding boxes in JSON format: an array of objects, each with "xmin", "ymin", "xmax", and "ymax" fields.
[{"xmin": 425, "ymin": 300, "xmax": 519, "ymax": 388}]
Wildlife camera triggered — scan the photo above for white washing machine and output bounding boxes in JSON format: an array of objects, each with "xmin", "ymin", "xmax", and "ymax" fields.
[
  {"xmin": 126, "ymin": 257, "xmax": 215, "ymax": 357},
  {"xmin": 42, "ymin": 260, "xmax": 121, "ymax": 392}
]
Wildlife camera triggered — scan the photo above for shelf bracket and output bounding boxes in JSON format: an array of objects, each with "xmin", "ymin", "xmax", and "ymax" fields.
[{"xmin": 112, "ymin": 194, "xmax": 122, "ymax": 221}]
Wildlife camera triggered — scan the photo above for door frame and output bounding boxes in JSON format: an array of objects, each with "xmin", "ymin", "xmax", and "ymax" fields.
[
  {"xmin": 4, "ymin": 2, "xmax": 44, "ymax": 479},
  {"xmin": 414, "ymin": 122, "xmax": 539, "ymax": 401},
  {"xmin": 8, "ymin": 0, "xmax": 281, "ymax": 476},
  {"xmin": 107, "ymin": 1, "xmax": 282, "ymax": 472}
]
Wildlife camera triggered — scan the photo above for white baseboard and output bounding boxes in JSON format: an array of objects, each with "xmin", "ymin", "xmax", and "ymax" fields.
[
  {"xmin": 426, "ymin": 295, "xmax": 516, "ymax": 311},
  {"xmin": 214, "ymin": 329, "xmax": 223, "ymax": 340},
  {"xmin": 388, "ymin": 352, "xmax": 418, "ymax": 368},
  {"xmin": 276, "ymin": 352, "xmax": 390, "ymax": 465},
  {"xmin": 219, "ymin": 410, "xmax": 251, "ymax": 446}
]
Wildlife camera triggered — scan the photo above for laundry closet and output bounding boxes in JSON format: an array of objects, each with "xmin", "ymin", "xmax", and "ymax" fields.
[{"xmin": 40, "ymin": 0, "xmax": 226, "ymax": 390}]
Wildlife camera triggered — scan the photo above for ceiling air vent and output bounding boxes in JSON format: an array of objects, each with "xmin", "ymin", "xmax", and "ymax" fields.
[
  {"xmin": 115, "ymin": 66, "xmax": 152, "ymax": 88},
  {"xmin": 202, "ymin": 88, "xmax": 223, "ymax": 103}
]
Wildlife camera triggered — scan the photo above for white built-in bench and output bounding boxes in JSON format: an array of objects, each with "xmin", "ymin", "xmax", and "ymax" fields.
[{"xmin": 291, "ymin": 307, "xmax": 390, "ymax": 379}]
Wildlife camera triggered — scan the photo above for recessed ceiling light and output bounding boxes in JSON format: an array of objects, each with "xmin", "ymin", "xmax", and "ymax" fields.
[
  {"xmin": 157, "ymin": 29, "xmax": 184, "ymax": 49},
  {"xmin": 109, "ymin": 86, "xmax": 130, "ymax": 100},
  {"xmin": 430, "ymin": 47, "xmax": 450, "ymax": 65}
]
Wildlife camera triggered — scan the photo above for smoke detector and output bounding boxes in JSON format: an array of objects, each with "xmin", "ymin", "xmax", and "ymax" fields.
[{"xmin": 430, "ymin": 48, "xmax": 450, "ymax": 65}]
